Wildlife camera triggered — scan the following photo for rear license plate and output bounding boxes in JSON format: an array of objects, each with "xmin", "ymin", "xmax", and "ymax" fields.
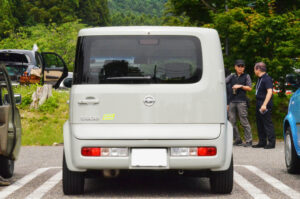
[{"xmin": 131, "ymin": 149, "xmax": 168, "ymax": 167}]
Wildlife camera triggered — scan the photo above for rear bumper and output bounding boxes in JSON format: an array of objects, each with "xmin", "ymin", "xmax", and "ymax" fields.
[
  {"xmin": 72, "ymin": 123, "xmax": 221, "ymax": 140},
  {"xmin": 63, "ymin": 121, "xmax": 233, "ymax": 172}
]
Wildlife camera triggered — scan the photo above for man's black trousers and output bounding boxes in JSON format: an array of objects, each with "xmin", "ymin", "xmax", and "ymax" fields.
[{"xmin": 256, "ymin": 106, "xmax": 276, "ymax": 146}]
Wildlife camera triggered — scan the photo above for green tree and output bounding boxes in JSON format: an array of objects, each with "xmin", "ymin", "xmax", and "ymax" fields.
[
  {"xmin": 21, "ymin": 0, "xmax": 79, "ymax": 25},
  {"xmin": 76, "ymin": 0, "xmax": 110, "ymax": 26},
  {"xmin": 163, "ymin": 0, "xmax": 295, "ymax": 25},
  {"xmin": 0, "ymin": 21, "xmax": 87, "ymax": 71},
  {"xmin": 164, "ymin": 0, "xmax": 300, "ymax": 94},
  {"xmin": 164, "ymin": 0, "xmax": 229, "ymax": 25},
  {"xmin": 108, "ymin": 0, "xmax": 167, "ymax": 26},
  {"xmin": 0, "ymin": 0, "xmax": 19, "ymax": 37},
  {"xmin": 210, "ymin": 7, "xmax": 299, "ymax": 93},
  {"xmin": 3, "ymin": 0, "xmax": 109, "ymax": 27}
]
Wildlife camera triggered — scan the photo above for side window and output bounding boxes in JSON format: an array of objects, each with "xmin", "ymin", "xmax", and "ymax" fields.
[
  {"xmin": 42, "ymin": 53, "xmax": 64, "ymax": 69},
  {"xmin": 0, "ymin": 69, "xmax": 11, "ymax": 106},
  {"xmin": 35, "ymin": 52, "xmax": 43, "ymax": 68},
  {"xmin": 41, "ymin": 52, "xmax": 68, "ymax": 88}
]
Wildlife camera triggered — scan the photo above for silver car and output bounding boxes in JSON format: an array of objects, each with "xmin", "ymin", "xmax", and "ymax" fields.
[
  {"xmin": 63, "ymin": 27, "xmax": 233, "ymax": 195},
  {"xmin": 0, "ymin": 49, "xmax": 68, "ymax": 89}
]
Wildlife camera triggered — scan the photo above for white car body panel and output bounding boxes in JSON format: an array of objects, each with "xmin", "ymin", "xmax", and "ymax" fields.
[
  {"xmin": 64, "ymin": 26, "xmax": 232, "ymax": 172},
  {"xmin": 72, "ymin": 124, "xmax": 221, "ymax": 140}
]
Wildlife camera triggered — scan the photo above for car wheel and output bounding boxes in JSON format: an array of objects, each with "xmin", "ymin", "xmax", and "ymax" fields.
[
  {"xmin": 0, "ymin": 155, "xmax": 14, "ymax": 178},
  {"xmin": 62, "ymin": 152, "xmax": 85, "ymax": 195},
  {"xmin": 210, "ymin": 156, "xmax": 233, "ymax": 194},
  {"xmin": 285, "ymin": 128, "xmax": 300, "ymax": 174}
]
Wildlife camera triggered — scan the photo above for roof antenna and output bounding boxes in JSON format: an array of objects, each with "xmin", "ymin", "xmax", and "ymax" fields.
[{"xmin": 32, "ymin": 44, "xmax": 38, "ymax": 52}]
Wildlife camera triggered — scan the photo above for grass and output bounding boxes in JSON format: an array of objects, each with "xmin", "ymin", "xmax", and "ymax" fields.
[
  {"xmin": 14, "ymin": 85, "xmax": 69, "ymax": 146},
  {"xmin": 13, "ymin": 85, "xmax": 290, "ymax": 146}
]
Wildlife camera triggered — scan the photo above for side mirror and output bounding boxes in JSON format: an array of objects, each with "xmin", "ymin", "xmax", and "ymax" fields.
[
  {"xmin": 63, "ymin": 78, "xmax": 72, "ymax": 88},
  {"xmin": 5, "ymin": 94, "xmax": 22, "ymax": 105},
  {"xmin": 14, "ymin": 94, "xmax": 22, "ymax": 105}
]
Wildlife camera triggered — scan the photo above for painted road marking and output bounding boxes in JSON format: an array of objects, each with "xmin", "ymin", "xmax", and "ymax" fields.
[
  {"xmin": 0, "ymin": 165, "xmax": 299, "ymax": 199},
  {"xmin": 234, "ymin": 171, "xmax": 271, "ymax": 199},
  {"xmin": 24, "ymin": 171, "xmax": 62, "ymax": 199},
  {"xmin": 242, "ymin": 165, "xmax": 300, "ymax": 199},
  {"xmin": 0, "ymin": 168, "xmax": 50, "ymax": 199}
]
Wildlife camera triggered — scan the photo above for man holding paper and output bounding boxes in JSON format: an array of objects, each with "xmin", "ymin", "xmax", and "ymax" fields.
[{"xmin": 253, "ymin": 62, "xmax": 276, "ymax": 149}]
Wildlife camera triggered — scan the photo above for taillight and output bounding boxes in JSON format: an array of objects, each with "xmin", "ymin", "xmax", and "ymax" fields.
[
  {"xmin": 81, "ymin": 147, "xmax": 128, "ymax": 157},
  {"xmin": 81, "ymin": 147, "xmax": 101, "ymax": 156},
  {"xmin": 197, "ymin": 147, "xmax": 217, "ymax": 156},
  {"xmin": 171, "ymin": 147, "xmax": 217, "ymax": 156}
]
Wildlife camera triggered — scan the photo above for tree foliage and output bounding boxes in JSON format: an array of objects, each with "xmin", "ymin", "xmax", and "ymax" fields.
[
  {"xmin": 110, "ymin": 12, "xmax": 163, "ymax": 26},
  {"xmin": 108, "ymin": 0, "xmax": 167, "ymax": 17},
  {"xmin": 0, "ymin": 21, "xmax": 86, "ymax": 71},
  {"xmin": 211, "ymin": 7, "xmax": 299, "ymax": 78},
  {"xmin": 0, "ymin": 0, "xmax": 19, "ymax": 37},
  {"xmin": 21, "ymin": 0, "xmax": 78, "ymax": 25},
  {"xmin": 108, "ymin": 0, "xmax": 167, "ymax": 25},
  {"xmin": 0, "ymin": 0, "xmax": 110, "ymax": 71},
  {"xmin": 164, "ymin": 0, "xmax": 223, "ymax": 25},
  {"xmin": 165, "ymin": 0, "xmax": 300, "ymax": 94},
  {"xmin": 0, "ymin": 0, "xmax": 109, "ymax": 37},
  {"xmin": 76, "ymin": 0, "xmax": 110, "ymax": 26}
]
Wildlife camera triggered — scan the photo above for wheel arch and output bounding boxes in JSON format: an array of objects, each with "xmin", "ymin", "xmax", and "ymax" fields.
[
  {"xmin": 283, "ymin": 114, "xmax": 296, "ymax": 137},
  {"xmin": 283, "ymin": 114, "xmax": 300, "ymax": 156}
]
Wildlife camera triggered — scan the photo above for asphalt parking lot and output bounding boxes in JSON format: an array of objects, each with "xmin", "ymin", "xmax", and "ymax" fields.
[{"xmin": 0, "ymin": 142, "xmax": 299, "ymax": 199}]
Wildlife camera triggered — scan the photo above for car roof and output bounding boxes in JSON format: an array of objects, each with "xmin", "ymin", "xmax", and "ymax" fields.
[
  {"xmin": 0, "ymin": 49, "xmax": 37, "ymax": 65},
  {"xmin": 78, "ymin": 26, "xmax": 217, "ymax": 37}
]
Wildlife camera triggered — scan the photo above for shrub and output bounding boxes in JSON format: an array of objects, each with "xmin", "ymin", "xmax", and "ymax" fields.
[{"xmin": 38, "ymin": 95, "xmax": 59, "ymax": 113}]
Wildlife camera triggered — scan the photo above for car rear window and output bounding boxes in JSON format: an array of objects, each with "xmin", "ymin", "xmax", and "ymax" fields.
[
  {"xmin": 74, "ymin": 35, "xmax": 202, "ymax": 84},
  {"xmin": 0, "ymin": 53, "xmax": 29, "ymax": 63}
]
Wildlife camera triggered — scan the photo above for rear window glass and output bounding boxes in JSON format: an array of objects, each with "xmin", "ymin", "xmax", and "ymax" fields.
[
  {"xmin": 74, "ymin": 36, "xmax": 202, "ymax": 84},
  {"xmin": 0, "ymin": 53, "xmax": 29, "ymax": 63}
]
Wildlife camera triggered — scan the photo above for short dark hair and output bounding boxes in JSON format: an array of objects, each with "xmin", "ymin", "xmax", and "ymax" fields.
[{"xmin": 255, "ymin": 62, "xmax": 266, "ymax": 72}]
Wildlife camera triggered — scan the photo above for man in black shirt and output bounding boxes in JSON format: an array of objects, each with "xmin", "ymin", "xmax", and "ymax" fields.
[
  {"xmin": 253, "ymin": 62, "xmax": 276, "ymax": 149},
  {"xmin": 226, "ymin": 59, "xmax": 252, "ymax": 147}
]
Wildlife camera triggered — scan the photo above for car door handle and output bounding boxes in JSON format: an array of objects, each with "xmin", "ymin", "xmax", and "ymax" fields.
[{"xmin": 78, "ymin": 97, "xmax": 99, "ymax": 105}]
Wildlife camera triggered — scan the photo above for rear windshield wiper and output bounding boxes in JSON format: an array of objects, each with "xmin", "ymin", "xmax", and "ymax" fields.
[{"xmin": 106, "ymin": 76, "xmax": 152, "ymax": 80}]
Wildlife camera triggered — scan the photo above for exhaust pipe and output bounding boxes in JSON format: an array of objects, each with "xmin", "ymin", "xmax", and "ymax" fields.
[
  {"xmin": 178, "ymin": 170, "xmax": 184, "ymax": 175},
  {"xmin": 103, "ymin": 169, "xmax": 120, "ymax": 178}
]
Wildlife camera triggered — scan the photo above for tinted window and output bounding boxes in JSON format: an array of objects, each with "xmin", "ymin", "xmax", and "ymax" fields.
[
  {"xmin": 74, "ymin": 36, "xmax": 202, "ymax": 84},
  {"xmin": 42, "ymin": 53, "xmax": 64, "ymax": 69},
  {"xmin": 0, "ymin": 53, "xmax": 28, "ymax": 63}
]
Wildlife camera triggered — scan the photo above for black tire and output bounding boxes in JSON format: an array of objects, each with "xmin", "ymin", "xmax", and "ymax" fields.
[
  {"xmin": 62, "ymin": 153, "xmax": 85, "ymax": 195},
  {"xmin": 210, "ymin": 156, "xmax": 233, "ymax": 194},
  {"xmin": 0, "ymin": 156, "xmax": 14, "ymax": 178},
  {"xmin": 284, "ymin": 128, "xmax": 300, "ymax": 174}
]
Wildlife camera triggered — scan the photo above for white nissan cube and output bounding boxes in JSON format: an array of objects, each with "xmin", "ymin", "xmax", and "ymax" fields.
[{"xmin": 63, "ymin": 26, "xmax": 233, "ymax": 195}]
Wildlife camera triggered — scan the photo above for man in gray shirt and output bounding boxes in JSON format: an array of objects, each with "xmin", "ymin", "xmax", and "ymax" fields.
[{"xmin": 226, "ymin": 59, "xmax": 252, "ymax": 147}]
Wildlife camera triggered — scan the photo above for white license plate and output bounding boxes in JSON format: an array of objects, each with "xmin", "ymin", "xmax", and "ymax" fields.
[{"xmin": 131, "ymin": 149, "xmax": 168, "ymax": 167}]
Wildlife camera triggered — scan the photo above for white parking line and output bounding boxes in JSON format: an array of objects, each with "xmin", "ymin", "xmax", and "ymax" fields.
[
  {"xmin": 234, "ymin": 171, "xmax": 271, "ymax": 199},
  {"xmin": 0, "ymin": 168, "xmax": 50, "ymax": 199},
  {"xmin": 242, "ymin": 165, "xmax": 300, "ymax": 199},
  {"xmin": 24, "ymin": 170, "xmax": 62, "ymax": 199}
]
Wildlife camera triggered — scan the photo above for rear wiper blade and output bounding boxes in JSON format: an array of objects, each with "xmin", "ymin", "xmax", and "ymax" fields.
[{"xmin": 106, "ymin": 76, "xmax": 152, "ymax": 80}]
